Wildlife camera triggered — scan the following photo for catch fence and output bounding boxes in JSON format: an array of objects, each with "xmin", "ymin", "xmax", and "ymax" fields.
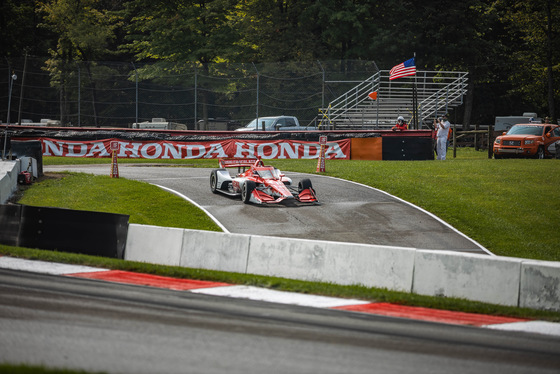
[{"xmin": 1, "ymin": 58, "xmax": 379, "ymax": 129}]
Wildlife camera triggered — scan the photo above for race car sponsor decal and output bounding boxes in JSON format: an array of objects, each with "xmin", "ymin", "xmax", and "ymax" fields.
[
  {"xmin": 219, "ymin": 158, "xmax": 259, "ymax": 168},
  {"xmin": 26, "ymin": 137, "xmax": 351, "ymax": 160}
]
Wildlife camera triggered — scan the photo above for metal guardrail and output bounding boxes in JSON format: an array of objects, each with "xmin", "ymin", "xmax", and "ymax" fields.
[{"xmin": 319, "ymin": 70, "xmax": 468, "ymax": 129}]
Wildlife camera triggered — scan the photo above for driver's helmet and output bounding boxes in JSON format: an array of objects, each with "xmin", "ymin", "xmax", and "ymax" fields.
[{"xmin": 397, "ymin": 116, "xmax": 404, "ymax": 122}]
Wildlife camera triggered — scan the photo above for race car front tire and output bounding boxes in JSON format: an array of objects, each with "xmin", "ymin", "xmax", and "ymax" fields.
[
  {"xmin": 242, "ymin": 180, "xmax": 256, "ymax": 203},
  {"xmin": 298, "ymin": 178, "xmax": 312, "ymax": 192}
]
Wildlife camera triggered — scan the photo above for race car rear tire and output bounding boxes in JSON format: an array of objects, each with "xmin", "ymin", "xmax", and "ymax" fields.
[
  {"xmin": 242, "ymin": 180, "xmax": 256, "ymax": 203},
  {"xmin": 298, "ymin": 178, "xmax": 312, "ymax": 192},
  {"xmin": 210, "ymin": 169, "xmax": 219, "ymax": 193}
]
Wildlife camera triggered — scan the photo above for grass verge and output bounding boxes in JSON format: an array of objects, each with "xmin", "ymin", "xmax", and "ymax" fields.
[{"xmin": 15, "ymin": 172, "xmax": 221, "ymax": 231}]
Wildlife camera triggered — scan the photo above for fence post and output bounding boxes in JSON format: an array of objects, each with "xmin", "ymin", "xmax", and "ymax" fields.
[
  {"xmin": 76, "ymin": 62, "xmax": 81, "ymax": 126},
  {"xmin": 488, "ymin": 123, "xmax": 494, "ymax": 159},
  {"xmin": 474, "ymin": 123, "xmax": 479, "ymax": 151},
  {"xmin": 194, "ymin": 66, "xmax": 197, "ymax": 130},
  {"xmin": 17, "ymin": 49, "xmax": 28, "ymax": 126},
  {"xmin": 453, "ymin": 123, "xmax": 457, "ymax": 158},
  {"xmin": 131, "ymin": 62, "xmax": 138, "ymax": 126},
  {"xmin": 376, "ymin": 76, "xmax": 379, "ymax": 128},
  {"xmin": 317, "ymin": 60, "xmax": 325, "ymax": 111},
  {"xmin": 252, "ymin": 63, "xmax": 259, "ymax": 127}
]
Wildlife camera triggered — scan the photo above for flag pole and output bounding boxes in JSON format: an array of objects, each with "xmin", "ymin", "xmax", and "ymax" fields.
[{"xmin": 413, "ymin": 52, "xmax": 418, "ymax": 129}]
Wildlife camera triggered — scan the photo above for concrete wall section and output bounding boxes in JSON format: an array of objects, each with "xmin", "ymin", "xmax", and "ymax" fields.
[
  {"xmin": 246, "ymin": 235, "xmax": 329, "ymax": 282},
  {"xmin": 246, "ymin": 236, "xmax": 415, "ymax": 291},
  {"xmin": 342, "ymin": 243, "xmax": 415, "ymax": 292},
  {"xmin": 123, "ymin": 224, "xmax": 559, "ymax": 311},
  {"xmin": 125, "ymin": 224, "xmax": 184, "ymax": 266},
  {"xmin": 180, "ymin": 229, "xmax": 250, "ymax": 273},
  {"xmin": 412, "ymin": 250, "xmax": 522, "ymax": 306},
  {"xmin": 0, "ymin": 161, "xmax": 19, "ymax": 204},
  {"xmin": 520, "ymin": 260, "xmax": 560, "ymax": 311}
]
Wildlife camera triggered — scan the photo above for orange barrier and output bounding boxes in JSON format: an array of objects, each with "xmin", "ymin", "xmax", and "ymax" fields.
[{"xmin": 351, "ymin": 137, "xmax": 383, "ymax": 160}]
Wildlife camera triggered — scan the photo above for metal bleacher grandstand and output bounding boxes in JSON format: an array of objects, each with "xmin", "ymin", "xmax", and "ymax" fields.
[{"xmin": 318, "ymin": 70, "xmax": 468, "ymax": 130}]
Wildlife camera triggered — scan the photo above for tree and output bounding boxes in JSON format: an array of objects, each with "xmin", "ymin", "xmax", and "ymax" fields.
[
  {"xmin": 122, "ymin": 0, "xmax": 243, "ymax": 127},
  {"xmin": 123, "ymin": 0, "xmax": 240, "ymax": 63},
  {"xmin": 0, "ymin": 0, "xmax": 55, "ymax": 58},
  {"xmin": 497, "ymin": 0, "xmax": 560, "ymax": 121},
  {"xmin": 38, "ymin": 0, "xmax": 123, "ymax": 125}
]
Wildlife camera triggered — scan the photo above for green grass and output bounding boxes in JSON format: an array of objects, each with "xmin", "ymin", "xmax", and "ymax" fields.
[
  {"xmin": 317, "ymin": 158, "xmax": 560, "ymax": 261},
  {"xmin": 17, "ymin": 172, "xmax": 220, "ymax": 231}
]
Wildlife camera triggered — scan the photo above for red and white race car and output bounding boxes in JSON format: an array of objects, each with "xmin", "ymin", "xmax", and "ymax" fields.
[{"xmin": 210, "ymin": 158, "xmax": 318, "ymax": 204}]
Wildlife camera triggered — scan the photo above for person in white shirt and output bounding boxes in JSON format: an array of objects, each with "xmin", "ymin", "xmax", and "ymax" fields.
[{"xmin": 434, "ymin": 114, "xmax": 451, "ymax": 160}]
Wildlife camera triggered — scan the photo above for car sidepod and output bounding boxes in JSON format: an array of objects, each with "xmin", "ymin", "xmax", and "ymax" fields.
[{"xmin": 210, "ymin": 169, "xmax": 236, "ymax": 195}]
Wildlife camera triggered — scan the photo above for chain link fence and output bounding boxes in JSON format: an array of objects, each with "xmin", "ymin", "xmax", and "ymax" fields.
[{"xmin": 1, "ymin": 57, "xmax": 378, "ymax": 129}]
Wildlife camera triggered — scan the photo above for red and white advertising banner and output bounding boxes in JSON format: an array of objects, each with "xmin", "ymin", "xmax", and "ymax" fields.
[{"xmin": 33, "ymin": 138, "xmax": 351, "ymax": 160}]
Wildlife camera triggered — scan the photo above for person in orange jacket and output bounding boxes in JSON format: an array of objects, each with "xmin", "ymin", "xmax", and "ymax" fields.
[{"xmin": 392, "ymin": 116, "xmax": 408, "ymax": 131}]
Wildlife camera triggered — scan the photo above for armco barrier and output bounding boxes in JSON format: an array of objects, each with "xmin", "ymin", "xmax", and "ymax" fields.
[{"xmin": 124, "ymin": 223, "xmax": 560, "ymax": 311}]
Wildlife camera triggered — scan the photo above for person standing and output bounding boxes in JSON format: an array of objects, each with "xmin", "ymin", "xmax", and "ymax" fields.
[{"xmin": 434, "ymin": 114, "xmax": 451, "ymax": 160}]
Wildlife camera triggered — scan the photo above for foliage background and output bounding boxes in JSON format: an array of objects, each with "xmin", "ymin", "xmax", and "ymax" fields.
[{"xmin": 0, "ymin": 0, "xmax": 558, "ymax": 126}]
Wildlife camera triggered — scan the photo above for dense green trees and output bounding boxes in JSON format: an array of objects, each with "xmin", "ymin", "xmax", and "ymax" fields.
[
  {"xmin": 1, "ymin": 0, "xmax": 558, "ymax": 125},
  {"xmin": 497, "ymin": 0, "xmax": 559, "ymax": 120}
]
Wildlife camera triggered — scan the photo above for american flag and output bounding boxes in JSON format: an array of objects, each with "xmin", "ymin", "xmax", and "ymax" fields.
[{"xmin": 389, "ymin": 58, "xmax": 416, "ymax": 80}]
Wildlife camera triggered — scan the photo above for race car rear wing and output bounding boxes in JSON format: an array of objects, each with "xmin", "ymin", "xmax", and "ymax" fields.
[{"xmin": 218, "ymin": 158, "xmax": 260, "ymax": 169}]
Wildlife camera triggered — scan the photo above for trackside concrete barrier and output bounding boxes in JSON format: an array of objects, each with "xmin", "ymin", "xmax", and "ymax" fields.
[
  {"xmin": 412, "ymin": 250, "xmax": 522, "ymax": 306},
  {"xmin": 122, "ymin": 224, "xmax": 560, "ymax": 311},
  {"xmin": 0, "ymin": 161, "xmax": 19, "ymax": 204},
  {"xmin": 180, "ymin": 230, "xmax": 251, "ymax": 273},
  {"xmin": 520, "ymin": 260, "xmax": 560, "ymax": 311},
  {"xmin": 246, "ymin": 235, "xmax": 415, "ymax": 292},
  {"xmin": 125, "ymin": 224, "xmax": 184, "ymax": 266}
]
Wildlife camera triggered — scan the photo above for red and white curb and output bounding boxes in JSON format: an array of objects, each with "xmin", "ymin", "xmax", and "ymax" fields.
[{"xmin": 2, "ymin": 256, "xmax": 559, "ymax": 337}]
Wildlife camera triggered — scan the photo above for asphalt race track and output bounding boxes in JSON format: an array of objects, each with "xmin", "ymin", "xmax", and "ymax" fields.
[
  {"xmin": 2, "ymin": 268, "xmax": 560, "ymax": 374},
  {"xmin": 45, "ymin": 164, "xmax": 488, "ymax": 254}
]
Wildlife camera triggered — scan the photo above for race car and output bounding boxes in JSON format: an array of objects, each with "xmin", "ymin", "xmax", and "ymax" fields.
[{"xmin": 210, "ymin": 158, "xmax": 318, "ymax": 204}]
